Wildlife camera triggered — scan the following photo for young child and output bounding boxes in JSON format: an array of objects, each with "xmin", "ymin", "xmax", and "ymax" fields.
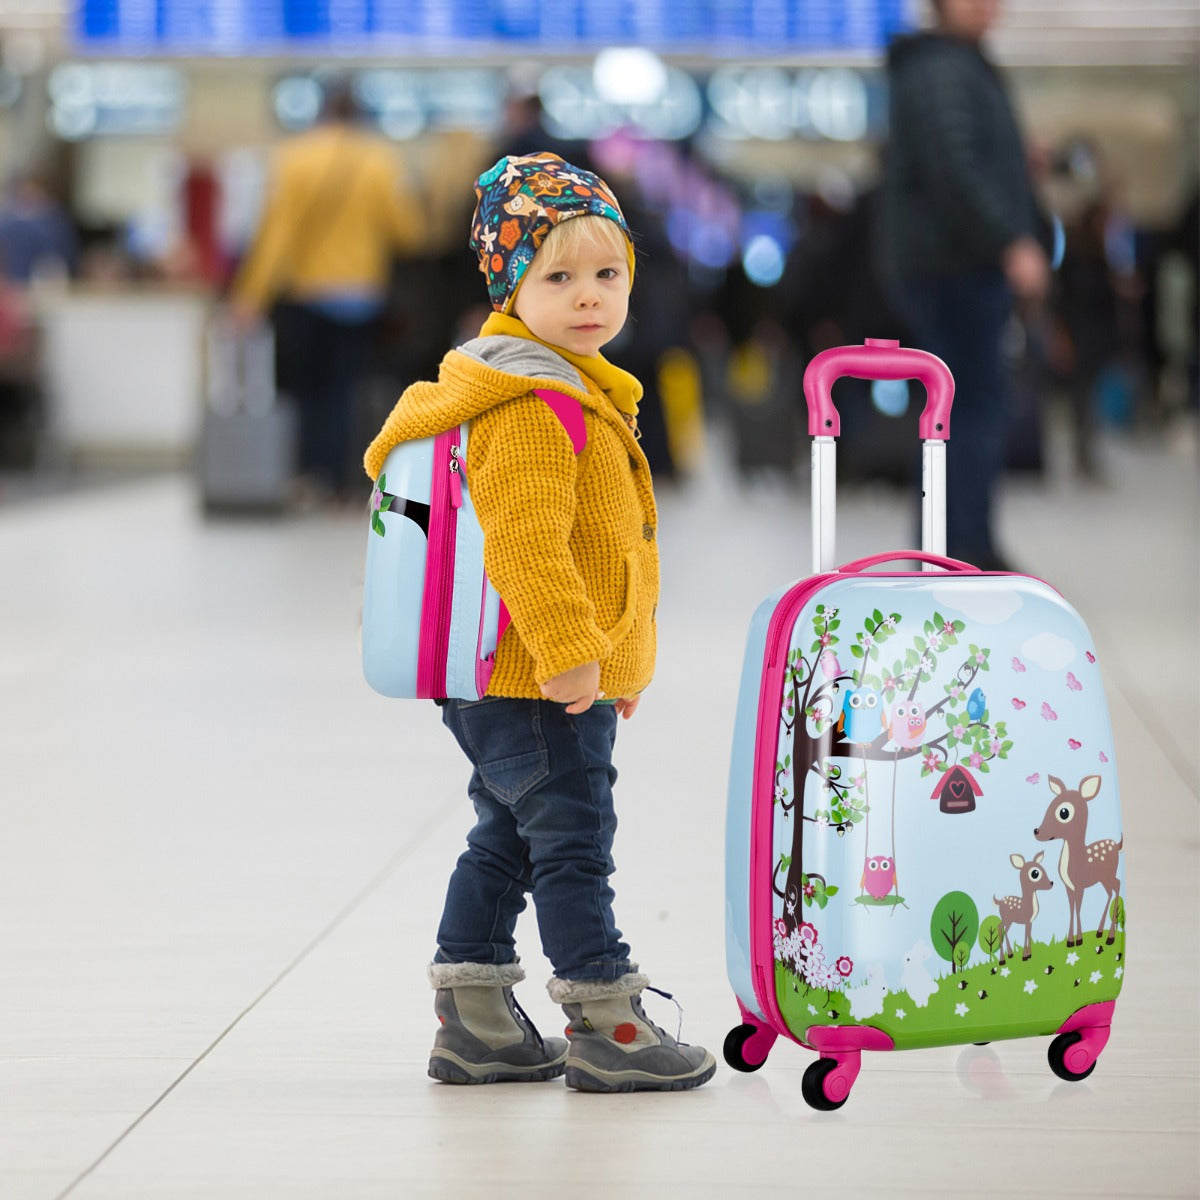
[{"xmin": 363, "ymin": 153, "xmax": 715, "ymax": 1093}]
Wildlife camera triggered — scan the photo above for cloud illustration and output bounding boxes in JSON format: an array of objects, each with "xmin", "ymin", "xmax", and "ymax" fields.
[{"xmin": 1020, "ymin": 632, "xmax": 1077, "ymax": 671}]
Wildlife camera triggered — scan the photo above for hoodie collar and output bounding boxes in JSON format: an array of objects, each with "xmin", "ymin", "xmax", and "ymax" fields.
[{"xmin": 479, "ymin": 312, "xmax": 642, "ymax": 424}]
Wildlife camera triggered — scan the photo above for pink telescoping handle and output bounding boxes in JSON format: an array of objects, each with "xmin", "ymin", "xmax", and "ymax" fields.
[{"xmin": 803, "ymin": 338, "xmax": 955, "ymax": 575}]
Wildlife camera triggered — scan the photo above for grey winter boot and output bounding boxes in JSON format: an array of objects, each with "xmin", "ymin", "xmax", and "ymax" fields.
[
  {"xmin": 549, "ymin": 972, "xmax": 716, "ymax": 1093},
  {"xmin": 428, "ymin": 962, "xmax": 568, "ymax": 1085}
]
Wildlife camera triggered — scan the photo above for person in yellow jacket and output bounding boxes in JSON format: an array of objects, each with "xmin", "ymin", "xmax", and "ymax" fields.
[
  {"xmin": 364, "ymin": 153, "xmax": 714, "ymax": 1094},
  {"xmin": 232, "ymin": 81, "xmax": 422, "ymax": 498}
]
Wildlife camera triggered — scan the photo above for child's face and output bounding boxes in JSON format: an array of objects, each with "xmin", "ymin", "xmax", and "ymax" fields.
[{"xmin": 513, "ymin": 232, "xmax": 629, "ymax": 357}]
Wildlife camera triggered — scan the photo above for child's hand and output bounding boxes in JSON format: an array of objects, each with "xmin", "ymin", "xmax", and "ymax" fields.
[
  {"xmin": 540, "ymin": 662, "xmax": 602, "ymax": 714},
  {"xmin": 614, "ymin": 696, "xmax": 641, "ymax": 720}
]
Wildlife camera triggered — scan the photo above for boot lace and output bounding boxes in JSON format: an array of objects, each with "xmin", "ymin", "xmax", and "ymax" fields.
[
  {"xmin": 641, "ymin": 985, "xmax": 685, "ymax": 1045},
  {"xmin": 511, "ymin": 993, "xmax": 547, "ymax": 1050}
]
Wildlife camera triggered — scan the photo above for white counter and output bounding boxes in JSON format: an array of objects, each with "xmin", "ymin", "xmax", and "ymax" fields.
[{"xmin": 36, "ymin": 286, "xmax": 211, "ymax": 460}]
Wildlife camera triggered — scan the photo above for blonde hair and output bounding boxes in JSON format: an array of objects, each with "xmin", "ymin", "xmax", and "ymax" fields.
[{"xmin": 537, "ymin": 214, "xmax": 631, "ymax": 268}]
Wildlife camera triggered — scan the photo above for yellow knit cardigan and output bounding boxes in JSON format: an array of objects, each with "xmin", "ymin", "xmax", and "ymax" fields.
[{"xmin": 363, "ymin": 349, "xmax": 659, "ymax": 701}]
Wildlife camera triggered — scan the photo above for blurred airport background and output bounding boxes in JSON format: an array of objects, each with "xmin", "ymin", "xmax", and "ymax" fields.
[
  {"xmin": 0, "ymin": 0, "xmax": 1194, "ymax": 499},
  {"xmin": 0, "ymin": 9, "xmax": 1197, "ymax": 1194}
]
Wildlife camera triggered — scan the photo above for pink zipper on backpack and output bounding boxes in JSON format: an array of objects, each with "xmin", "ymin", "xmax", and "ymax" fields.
[{"xmin": 416, "ymin": 427, "xmax": 462, "ymax": 698}]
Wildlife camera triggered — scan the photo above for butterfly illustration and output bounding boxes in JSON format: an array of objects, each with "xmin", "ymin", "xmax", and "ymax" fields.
[
  {"xmin": 1040, "ymin": 702, "xmax": 1058, "ymax": 721},
  {"xmin": 1066, "ymin": 672, "xmax": 1082, "ymax": 692},
  {"xmin": 1012, "ymin": 657, "xmax": 1027, "ymax": 673},
  {"xmin": 1026, "ymin": 772, "xmax": 1040, "ymax": 784},
  {"xmin": 1011, "ymin": 697, "xmax": 1026, "ymax": 711},
  {"xmin": 1099, "ymin": 751, "xmax": 1109, "ymax": 763},
  {"xmin": 1086, "ymin": 651, "xmax": 1096, "ymax": 663},
  {"xmin": 1068, "ymin": 738, "xmax": 1082, "ymax": 750}
]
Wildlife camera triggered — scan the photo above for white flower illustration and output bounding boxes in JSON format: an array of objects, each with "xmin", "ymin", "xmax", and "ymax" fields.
[
  {"xmin": 954, "ymin": 1002, "xmax": 969, "ymax": 1017},
  {"xmin": 1066, "ymin": 952, "xmax": 1079, "ymax": 965},
  {"xmin": 1089, "ymin": 970, "xmax": 1103, "ymax": 984},
  {"xmin": 895, "ymin": 1008, "xmax": 907, "ymax": 1020},
  {"xmin": 1023, "ymin": 979, "xmax": 1038, "ymax": 995}
]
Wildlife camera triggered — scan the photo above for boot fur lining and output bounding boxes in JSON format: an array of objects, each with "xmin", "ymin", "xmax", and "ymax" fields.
[
  {"xmin": 547, "ymin": 972, "xmax": 649, "ymax": 1004},
  {"xmin": 428, "ymin": 961, "xmax": 526, "ymax": 989}
]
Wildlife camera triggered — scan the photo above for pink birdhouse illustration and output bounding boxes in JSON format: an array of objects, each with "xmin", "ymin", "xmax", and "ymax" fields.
[{"xmin": 931, "ymin": 764, "xmax": 982, "ymax": 814}]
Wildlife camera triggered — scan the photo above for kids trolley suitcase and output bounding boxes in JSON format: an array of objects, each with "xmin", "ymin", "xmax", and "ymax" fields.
[{"xmin": 723, "ymin": 339, "xmax": 1125, "ymax": 1109}]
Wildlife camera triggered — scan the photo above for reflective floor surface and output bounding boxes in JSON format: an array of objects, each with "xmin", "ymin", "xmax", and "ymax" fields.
[{"xmin": 2, "ymin": 423, "xmax": 1197, "ymax": 1198}]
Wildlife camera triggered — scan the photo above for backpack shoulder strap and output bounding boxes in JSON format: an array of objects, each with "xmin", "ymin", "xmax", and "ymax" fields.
[{"xmin": 533, "ymin": 388, "xmax": 587, "ymax": 455}]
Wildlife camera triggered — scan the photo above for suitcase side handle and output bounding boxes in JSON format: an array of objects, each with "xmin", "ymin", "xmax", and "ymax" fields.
[
  {"xmin": 836, "ymin": 551, "xmax": 980, "ymax": 575},
  {"xmin": 803, "ymin": 338, "xmax": 954, "ymax": 440}
]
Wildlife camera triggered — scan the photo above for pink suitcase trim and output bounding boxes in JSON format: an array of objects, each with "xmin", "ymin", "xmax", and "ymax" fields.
[{"xmin": 748, "ymin": 572, "xmax": 836, "ymax": 1037}]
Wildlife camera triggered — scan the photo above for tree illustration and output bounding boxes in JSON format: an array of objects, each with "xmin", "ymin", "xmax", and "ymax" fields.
[
  {"xmin": 931, "ymin": 891, "xmax": 980, "ymax": 974},
  {"xmin": 772, "ymin": 600, "xmax": 1018, "ymax": 932},
  {"xmin": 978, "ymin": 915, "xmax": 1004, "ymax": 962},
  {"xmin": 1109, "ymin": 896, "xmax": 1126, "ymax": 932}
]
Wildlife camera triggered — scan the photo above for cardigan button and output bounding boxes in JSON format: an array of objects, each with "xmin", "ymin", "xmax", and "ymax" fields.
[{"xmin": 642, "ymin": 524, "xmax": 655, "ymax": 541}]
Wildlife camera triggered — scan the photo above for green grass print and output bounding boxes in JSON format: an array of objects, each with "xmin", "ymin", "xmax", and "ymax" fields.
[{"xmin": 776, "ymin": 931, "xmax": 1125, "ymax": 1048}]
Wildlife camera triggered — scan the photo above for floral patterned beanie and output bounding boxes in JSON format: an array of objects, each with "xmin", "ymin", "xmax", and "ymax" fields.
[{"xmin": 469, "ymin": 151, "xmax": 634, "ymax": 313}]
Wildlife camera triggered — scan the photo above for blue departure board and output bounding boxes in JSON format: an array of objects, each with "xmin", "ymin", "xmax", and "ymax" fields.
[{"xmin": 74, "ymin": 1, "xmax": 911, "ymax": 54}]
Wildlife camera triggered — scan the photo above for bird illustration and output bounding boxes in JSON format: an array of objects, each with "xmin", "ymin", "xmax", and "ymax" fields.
[
  {"xmin": 861, "ymin": 855, "xmax": 896, "ymax": 899},
  {"xmin": 967, "ymin": 688, "xmax": 987, "ymax": 721},
  {"xmin": 885, "ymin": 700, "xmax": 927, "ymax": 749},
  {"xmin": 819, "ymin": 649, "xmax": 843, "ymax": 680},
  {"xmin": 838, "ymin": 685, "xmax": 882, "ymax": 744}
]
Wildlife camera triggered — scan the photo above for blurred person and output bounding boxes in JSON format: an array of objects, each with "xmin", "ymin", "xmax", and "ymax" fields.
[
  {"xmin": 880, "ymin": 0, "xmax": 1052, "ymax": 570},
  {"xmin": 0, "ymin": 249, "xmax": 39, "ymax": 469},
  {"xmin": 1048, "ymin": 200, "xmax": 1121, "ymax": 479},
  {"xmin": 495, "ymin": 67, "xmax": 582, "ymax": 165},
  {"xmin": 231, "ymin": 80, "xmax": 423, "ymax": 499},
  {"xmin": 0, "ymin": 170, "xmax": 78, "ymax": 287},
  {"xmin": 363, "ymin": 152, "xmax": 715, "ymax": 1094}
]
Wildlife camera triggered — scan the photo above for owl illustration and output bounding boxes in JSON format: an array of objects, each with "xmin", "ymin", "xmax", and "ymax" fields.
[
  {"xmin": 839, "ymin": 686, "xmax": 882, "ymax": 744},
  {"xmin": 967, "ymin": 687, "xmax": 987, "ymax": 721},
  {"xmin": 886, "ymin": 700, "xmax": 927, "ymax": 749},
  {"xmin": 861, "ymin": 855, "xmax": 896, "ymax": 899}
]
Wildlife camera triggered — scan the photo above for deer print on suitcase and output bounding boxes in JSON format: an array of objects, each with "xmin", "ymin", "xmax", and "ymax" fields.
[
  {"xmin": 1034, "ymin": 775, "xmax": 1123, "ymax": 948},
  {"xmin": 994, "ymin": 851, "xmax": 1053, "ymax": 964}
]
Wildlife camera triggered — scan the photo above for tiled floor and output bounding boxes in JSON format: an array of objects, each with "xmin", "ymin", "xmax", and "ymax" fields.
[{"xmin": 2, "ymin": 420, "xmax": 1197, "ymax": 1198}]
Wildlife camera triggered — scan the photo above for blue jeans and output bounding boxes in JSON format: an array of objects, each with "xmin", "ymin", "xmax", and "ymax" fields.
[
  {"xmin": 435, "ymin": 697, "xmax": 633, "ymax": 983},
  {"xmin": 903, "ymin": 270, "xmax": 1014, "ymax": 563}
]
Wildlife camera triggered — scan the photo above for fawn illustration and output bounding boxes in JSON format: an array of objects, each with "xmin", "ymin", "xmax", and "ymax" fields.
[
  {"xmin": 993, "ymin": 851, "xmax": 1053, "ymax": 963},
  {"xmin": 1034, "ymin": 775, "xmax": 1123, "ymax": 947}
]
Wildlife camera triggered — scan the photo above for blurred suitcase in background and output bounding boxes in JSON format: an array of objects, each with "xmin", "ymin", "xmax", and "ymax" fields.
[
  {"xmin": 723, "ymin": 339, "xmax": 1124, "ymax": 1109},
  {"xmin": 199, "ymin": 321, "xmax": 297, "ymax": 512}
]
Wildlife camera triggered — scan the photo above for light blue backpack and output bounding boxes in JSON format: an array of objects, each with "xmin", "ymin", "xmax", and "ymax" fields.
[{"xmin": 362, "ymin": 389, "xmax": 586, "ymax": 699}]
